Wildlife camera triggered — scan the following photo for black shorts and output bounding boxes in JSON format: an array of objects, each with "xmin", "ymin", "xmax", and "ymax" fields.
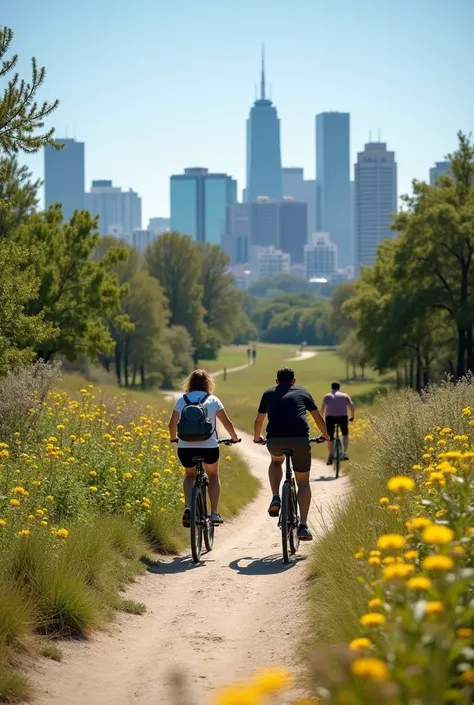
[
  {"xmin": 266, "ymin": 437, "xmax": 311, "ymax": 473},
  {"xmin": 177, "ymin": 447, "xmax": 220, "ymax": 469},
  {"xmin": 326, "ymin": 416, "xmax": 349, "ymax": 440}
]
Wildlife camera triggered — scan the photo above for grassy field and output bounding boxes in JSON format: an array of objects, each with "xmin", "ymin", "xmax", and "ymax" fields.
[{"xmin": 201, "ymin": 346, "xmax": 389, "ymax": 438}]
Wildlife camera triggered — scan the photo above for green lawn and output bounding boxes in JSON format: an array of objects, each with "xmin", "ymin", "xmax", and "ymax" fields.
[{"xmin": 207, "ymin": 347, "xmax": 390, "ymax": 435}]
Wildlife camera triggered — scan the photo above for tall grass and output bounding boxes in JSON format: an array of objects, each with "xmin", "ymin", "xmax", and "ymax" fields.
[{"xmin": 307, "ymin": 376, "xmax": 474, "ymax": 647}]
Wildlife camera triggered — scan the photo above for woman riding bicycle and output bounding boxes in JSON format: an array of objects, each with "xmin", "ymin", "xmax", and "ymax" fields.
[{"xmin": 168, "ymin": 369, "xmax": 239, "ymax": 528}]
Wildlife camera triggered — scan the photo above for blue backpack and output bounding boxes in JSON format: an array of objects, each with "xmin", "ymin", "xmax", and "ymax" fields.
[{"xmin": 177, "ymin": 394, "xmax": 214, "ymax": 442}]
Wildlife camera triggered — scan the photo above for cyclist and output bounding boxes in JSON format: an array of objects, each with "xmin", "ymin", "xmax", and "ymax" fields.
[
  {"xmin": 168, "ymin": 369, "xmax": 239, "ymax": 528},
  {"xmin": 321, "ymin": 381, "xmax": 355, "ymax": 465},
  {"xmin": 253, "ymin": 367, "xmax": 329, "ymax": 541}
]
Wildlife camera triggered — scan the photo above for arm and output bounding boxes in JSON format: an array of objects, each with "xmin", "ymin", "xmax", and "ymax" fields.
[
  {"xmin": 168, "ymin": 409, "xmax": 179, "ymax": 441},
  {"xmin": 321, "ymin": 401, "xmax": 327, "ymax": 418},
  {"xmin": 253, "ymin": 412, "xmax": 266, "ymax": 443},
  {"xmin": 310, "ymin": 408, "xmax": 330, "ymax": 441},
  {"xmin": 216, "ymin": 409, "xmax": 239, "ymax": 443},
  {"xmin": 348, "ymin": 401, "xmax": 355, "ymax": 420}
]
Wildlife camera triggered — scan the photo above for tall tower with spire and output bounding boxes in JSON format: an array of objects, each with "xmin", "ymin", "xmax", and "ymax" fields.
[{"xmin": 245, "ymin": 47, "xmax": 282, "ymax": 202}]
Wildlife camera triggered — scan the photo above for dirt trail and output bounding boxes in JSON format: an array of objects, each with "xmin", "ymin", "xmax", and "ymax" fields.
[{"xmin": 32, "ymin": 431, "xmax": 348, "ymax": 705}]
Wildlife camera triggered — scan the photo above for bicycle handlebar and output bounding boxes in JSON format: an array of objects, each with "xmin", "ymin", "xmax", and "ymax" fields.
[
  {"xmin": 170, "ymin": 438, "xmax": 241, "ymax": 445},
  {"xmin": 254, "ymin": 435, "xmax": 326, "ymax": 446}
]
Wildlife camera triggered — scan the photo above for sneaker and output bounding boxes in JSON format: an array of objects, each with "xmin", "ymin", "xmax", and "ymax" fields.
[
  {"xmin": 210, "ymin": 512, "xmax": 224, "ymax": 526},
  {"xmin": 268, "ymin": 495, "xmax": 281, "ymax": 517},
  {"xmin": 343, "ymin": 454, "xmax": 349, "ymax": 461},
  {"xmin": 182, "ymin": 507, "xmax": 191, "ymax": 528},
  {"xmin": 298, "ymin": 523, "xmax": 313, "ymax": 541},
  {"xmin": 326, "ymin": 455, "xmax": 333, "ymax": 466}
]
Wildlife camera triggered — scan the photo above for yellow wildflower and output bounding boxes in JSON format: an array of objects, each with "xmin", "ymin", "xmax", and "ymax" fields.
[
  {"xmin": 349, "ymin": 637, "xmax": 372, "ymax": 651},
  {"xmin": 368, "ymin": 556, "xmax": 381, "ymax": 566},
  {"xmin": 9, "ymin": 499, "xmax": 20, "ymax": 507},
  {"xmin": 425, "ymin": 601, "xmax": 444, "ymax": 616},
  {"xmin": 0, "ymin": 519, "xmax": 7, "ymax": 527},
  {"xmin": 18, "ymin": 529, "xmax": 30, "ymax": 537},
  {"xmin": 13, "ymin": 486, "xmax": 27, "ymax": 495},
  {"xmin": 56, "ymin": 528, "xmax": 69, "ymax": 539},
  {"xmin": 379, "ymin": 497, "xmax": 390, "ymax": 505},
  {"xmin": 89, "ymin": 486, "xmax": 98, "ymax": 493},
  {"xmin": 422, "ymin": 524, "xmax": 454, "ymax": 545},
  {"xmin": 387, "ymin": 504, "xmax": 400, "ymax": 512},
  {"xmin": 46, "ymin": 495, "xmax": 54, "ymax": 502},
  {"xmin": 462, "ymin": 670, "xmax": 474, "ymax": 684},
  {"xmin": 354, "ymin": 550, "xmax": 364, "ymax": 560},
  {"xmin": 351, "ymin": 657, "xmax": 389, "ymax": 681},
  {"xmin": 382, "ymin": 564, "xmax": 415, "ymax": 581},
  {"xmin": 377, "ymin": 533, "xmax": 405, "ymax": 551},
  {"xmin": 359, "ymin": 612, "xmax": 386, "ymax": 628},
  {"xmin": 457, "ymin": 628, "xmax": 473, "ymax": 639},
  {"xmin": 422, "ymin": 555, "xmax": 454, "ymax": 572},
  {"xmin": 253, "ymin": 667, "xmax": 292, "ymax": 693},
  {"xmin": 368, "ymin": 598, "xmax": 382, "ymax": 609},
  {"xmin": 404, "ymin": 550, "xmax": 419, "ymax": 561},
  {"xmin": 387, "ymin": 475, "xmax": 415, "ymax": 493},
  {"xmin": 407, "ymin": 576, "xmax": 432, "ymax": 591},
  {"xmin": 123, "ymin": 472, "xmax": 133, "ymax": 480}
]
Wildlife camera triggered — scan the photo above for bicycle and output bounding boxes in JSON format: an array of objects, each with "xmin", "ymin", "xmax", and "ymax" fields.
[
  {"xmin": 258, "ymin": 436, "xmax": 325, "ymax": 564},
  {"xmin": 172, "ymin": 438, "xmax": 241, "ymax": 563},
  {"xmin": 333, "ymin": 422, "xmax": 342, "ymax": 479}
]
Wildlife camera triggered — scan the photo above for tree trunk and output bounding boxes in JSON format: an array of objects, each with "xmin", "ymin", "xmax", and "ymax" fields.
[
  {"xmin": 345, "ymin": 359, "xmax": 349, "ymax": 381},
  {"xmin": 409, "ymin": 357, "xmax": 414, "ymax": 389},
  {"xmin": 352, "ymin": 364, "xmax": 356, "ymax": 380},
  {"xmin": 466, "ymin": 327, "xmax": 474, "ymax": 374},
  {"xmin": 140, "ymin": 365, "xmax": 146, "ymax": 390},
  {"xmin": 457, "ymin": 326, "xmax": 466, "ymax": 378},
  {"xmin": 132, "ymin": 362, "xmax": 137, "ymax": 387},
  {"xmin": 101, "ymin": 355, "xmax": 110, "ymax": 373},
  {"xmin": 415, "ymin": 350, "xmax": 422, "ymax": 393},
  {"xmin": 361, "ymin": 364, "xmax": 365, "ymax": 380},
  {"xmin": 115, "ymin": 344, "xmax": 122, "ymax": 385},
  {"xmin": 124, "ymin": 342, "xmax": 129, "ymax": 387},
  {"xmin": 396, "ymin": 366, "xmax": 401, "ymax": 389}
]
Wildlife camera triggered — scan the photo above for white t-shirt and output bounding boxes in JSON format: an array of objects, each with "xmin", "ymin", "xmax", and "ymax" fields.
[{"xmin": 174, "ymin": 391, "xmax": 224, "ymax": 448}]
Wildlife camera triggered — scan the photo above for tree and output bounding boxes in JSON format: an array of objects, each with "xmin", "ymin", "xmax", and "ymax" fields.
[
  {"xmin": 298, "ymin": 303, "xmax": 334, "ymax": 346},
  {"xmin": 232, "ymin": 311, "xmax": 258, "ymax": 345},
  {"xmin": 145, "ymin": 232, "xmax": 206, "ymax": 349},
  {"xmin": 392, "ymin": 132, "xmax": 474, "ymax": 377},
  {"xmin": 159, "ymin": 326, "xmax": 194, "ymax": 389},
  {"xmin": 249, "ymin": 273, "xmax": 316, "ymax": 298},
  {"xmin": 14, "ymin": 205, "xmax": 128, "ymax": 362},
  {"xmin": 198, "ymin": 243, "xmax": 241, "ymax": 351},
  {"xmin": 329, "ymin": 282, "xmax": 356, "ymax": 342},
  {"xmin": 0, "ymin": 26, "xmax": 59, "ymax": 155},
  {"xmin": 0, "ymin": 241, "xmax": 55, "ymax": 375},
  {"xmin": 0, "ymin": 158, "xmax": 39, "ymax": 237}
]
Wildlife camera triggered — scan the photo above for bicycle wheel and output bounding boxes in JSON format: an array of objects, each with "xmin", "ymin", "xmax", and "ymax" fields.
[
  {"xmin": 335, "ymin": 436, "xmax": 341, "ymax": 479},
  {"xmin": 288, "ymin": 485, "xmax": 300, "ymax": 555},
  {"xmin": 190, "ymin": 486, "xmax": 203, "ymax": 563},
  {"xmin": 281, "ymin": 482, "xmax": 292, "ymax": 564},
  {"xmin": 203, "ymin": 488, "xmax": 215, "ymax": 552}
]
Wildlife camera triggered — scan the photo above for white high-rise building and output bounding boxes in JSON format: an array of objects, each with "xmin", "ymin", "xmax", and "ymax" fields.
[
  {"xmin": 304, "ymin": 232, "xmax": 337, "ymax": 280},
  {"xmin": 249, "ymin": 245, "xmax": 290, "ymax": 282},
  {"xmin": 282, "ymin": 167, "xmax": 316, "ymax": 240},
  {"xmin": 429, "ymin": 161, "xmax": 451, "ymax": 185},
  {"xmin": 132, "ymin": 229, "xmax": 156, "ymax": 254},
  {"xmin": 355, "ymin": 142, "xmax": 397, "ymax": 270},
  {"xmin": 85, "ymin": 180, "xmax": 141, "ymax": 239}
]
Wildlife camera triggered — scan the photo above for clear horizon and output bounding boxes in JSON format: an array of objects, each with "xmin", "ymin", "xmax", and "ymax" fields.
[{"xmin": 3, "ymin": 0, "xmax": 474, "ymax": 226}]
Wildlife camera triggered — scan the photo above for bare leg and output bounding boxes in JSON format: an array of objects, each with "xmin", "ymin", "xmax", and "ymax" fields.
[
  {"xmin": 204, "ymin": 461, "xmax": 220, "ymax": 514},
  {"xmin": 295, "ymin": 471, "xmax": 311, "ymax": 525},
  {"xmin": 327, "ymin": 440, "xmax": 335, "ymax": 455},
  {"xmin": 269, "ymin": 456, "xmax": 284, "ymax": 496},
  {"xmin": 183, "ymin": 468, "xmax": 196, "ymax": 507},
  {"xmin": 343, "ymin": 435, "xmax": 349, "ymax": 451}
]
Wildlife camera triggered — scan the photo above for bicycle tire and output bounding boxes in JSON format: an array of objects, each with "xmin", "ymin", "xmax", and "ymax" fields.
[
  {"xmin": 288, "ymin": 485, "xmax": 300, "ymax": 555},
  {"xmin": 335, "ymin": 436, "xmax": 341, "ymax": 479},
  {"xmin": 203, "ymin": 488, "xmax": 214, "ymax": 552},
  {"xmin": 190, "ymin": 486, "xmax": 203, "ymax": 563},
  {"xmin": 281, "ymin": 482, "xmax": 291, "ymax": 564}
]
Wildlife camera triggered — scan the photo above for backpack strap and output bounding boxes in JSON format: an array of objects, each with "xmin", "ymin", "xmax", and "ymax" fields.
[{"xmin": 183, "ymin": 393, "xmax": 209, "ymax": 406}]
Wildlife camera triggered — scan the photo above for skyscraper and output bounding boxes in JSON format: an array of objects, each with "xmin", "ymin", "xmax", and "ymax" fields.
[
  {"xmin": 246, "ymin": 49, "xmax": 282, "ymax": 202},
  {"xmin": 282, "ymin": 167, "xmax": 316, "ymax": 240},
  {"xmin": 170, "ymin": 168, "xmax": 236, "ymax": 244},
  {"xmin": 315, "ymin": 113, "xmax": 351, "ymax": 267},
  {"xmin": 85, "ymin": 180, "xmax": 141, "ymax": 238},
  {"xmin": 429, "ymin": 161, "xmax": 451, "ymax": 185},
  {"xmin": 355, "ymin": 142, "xmax": 397, "ymax": 270},
  {"xmin": 304, "ymin": 232, "xmax": 337, "ymax": 280},
  {"xmin": 44, "ymin": 138, "xmax": 85, "ymax": 221}
]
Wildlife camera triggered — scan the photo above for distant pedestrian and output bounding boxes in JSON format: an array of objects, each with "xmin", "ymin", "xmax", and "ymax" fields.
[
  {"xmin": 252, "ymin": 346, "xmax": 257, "ymax": 365},
  {"xmin": 247, "ymin": 347, "xmax": 251, "ymax": 365}
]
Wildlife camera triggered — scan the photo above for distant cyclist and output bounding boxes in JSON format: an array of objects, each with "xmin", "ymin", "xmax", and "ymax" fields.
[
  {"xmin": 321, "ymin": 382, "xmax": 355, "ymax": 466},
  {"xmin": 168, "ymin": 369, "xmax": 239, "ymax": 528},
  {"xmin": 253, "ymin": 367, "xmax": 329, "ymax": 541}
]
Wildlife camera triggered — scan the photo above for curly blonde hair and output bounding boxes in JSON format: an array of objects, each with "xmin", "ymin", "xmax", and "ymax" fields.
[{"xmin": 182, "ymin": 369, "xmax": 215, "ymax": 395}]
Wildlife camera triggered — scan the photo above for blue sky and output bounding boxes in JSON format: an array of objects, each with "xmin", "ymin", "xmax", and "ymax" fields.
[{"xmin": 3, "ymin": 0, "xmax": 474, "ymax": 225}]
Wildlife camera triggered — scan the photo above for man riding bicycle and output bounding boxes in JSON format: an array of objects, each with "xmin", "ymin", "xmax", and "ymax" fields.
[
  {"xmin": 253, "ymin": 367, "xmax": 329, "ymax": 541},
  {"xmin": 321, "ymin": 381, "xmax": 355, "ymax": 466}
]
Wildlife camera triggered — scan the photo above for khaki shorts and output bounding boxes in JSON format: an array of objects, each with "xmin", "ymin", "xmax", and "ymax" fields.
[{"xmin": 266, "ymin": 437, "xmax": 312, "ymax": 473}]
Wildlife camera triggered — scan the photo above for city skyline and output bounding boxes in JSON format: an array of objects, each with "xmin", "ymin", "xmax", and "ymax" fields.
[{"xmin": 3, "ymin": 0, "xmax": 473, "ymax": 225}]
